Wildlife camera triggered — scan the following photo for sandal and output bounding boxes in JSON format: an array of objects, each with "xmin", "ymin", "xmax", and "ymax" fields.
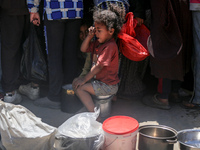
[
  {"xmin": 181, "ymin": 101, "xmax": 200, "ymax": 109},
  {"xmin": 142, "ymin": 94, "xmax": 171, "ymax": 110}
]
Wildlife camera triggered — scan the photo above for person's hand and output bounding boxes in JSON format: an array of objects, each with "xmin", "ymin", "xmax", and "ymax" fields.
[
  {"xmin": 135, "ymin": 17, "xmax": 144, "ymax": 26},
  {"xmin": 72, "ymin": 77, "xmax": 85, "ymax": 90},
  {"xmin": 88, "ymin": 26, "xmax": 95, "ymax": 38},
  {"xmin": 30, "ymin": 12, "xmax": 40, "ymax": 26}
]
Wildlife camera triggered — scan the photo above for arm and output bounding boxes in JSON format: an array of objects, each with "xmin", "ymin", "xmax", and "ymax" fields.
[
  {"xmin": 81, "ymin": 26, "xmax": 95, "ymax": 52},
  {"xmin": 83, "ymin": 63, "xmax": 103, "ymax": 83},
  {"xmin": 27, "ymin": 0, "xmax": 41, "ymax": 26},
  {"xmin": 79, "ymin": 53, "xmax": 91, "ymax": 77},
  {"xmin": 73, "ymin": 63, "xmax": 103, "ymax": 89}
]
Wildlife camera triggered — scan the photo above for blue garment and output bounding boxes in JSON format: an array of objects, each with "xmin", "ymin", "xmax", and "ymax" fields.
[
  {"xmin": 191, "ymin": 11, "xmax": 200, "ymax": 104},
  {"xmin": 0, "ymin": 33, "xmax": 3, "ymax": 93},
  {"xmin": 27, "ymin": 0, "xmax": 83, "ymax": 20}
]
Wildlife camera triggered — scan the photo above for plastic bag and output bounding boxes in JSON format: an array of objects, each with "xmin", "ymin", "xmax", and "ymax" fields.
[
  {"xmin": 54, "ymin": 108, "xmax": 104, "ymax": 150},
  {"xmin": 0, "ymin": 101, "xmax": 57, "ymax": 150},
  {"xmin": 118, "ymin": 12, "xmax": 150, "ymax": 61},
  {"xmin": 134, "ymin": 24, "xmax": 150, "ymax": 50},
  {"xmin": 21, "ymin": 23, "xmax": 48, "ymax": 82}
]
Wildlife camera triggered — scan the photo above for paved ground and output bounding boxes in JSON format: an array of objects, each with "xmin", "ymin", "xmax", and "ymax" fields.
[
  {"xmin": 15, "ymin": 86, "xmax": 200, "ymax": 150},
  {"xmin": 0, "ymin": 73, "xmax": 200, "ymax": 150}
]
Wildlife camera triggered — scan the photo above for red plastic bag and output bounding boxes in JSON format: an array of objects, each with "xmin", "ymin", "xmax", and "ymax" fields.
[
  {"xmin": 120, "ymin": 12, "xmax": 137, "ymax": 37},
  {"xmin": 118, "ymin": 12, "xmax": 150, "ymax": 61},
  {"xmin": 135, "ymin": 24, "xmax": 150, "ymax": 50}
]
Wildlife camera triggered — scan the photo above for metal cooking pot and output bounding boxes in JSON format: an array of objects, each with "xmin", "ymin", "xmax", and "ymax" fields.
[
  {"xmin": 54, "ymin": 135, "xmax": 100, "ymax": 150},
  {"xmin": 93, "ymin": 95, "xmax": 113, "ymax": 118},
  {"xmin": 177, "ymin": 129, "xmax": 200, "ymax": 150},
  {"xmin": 138, "ymin": 125, "xmax": 177, "ymax": 150}
]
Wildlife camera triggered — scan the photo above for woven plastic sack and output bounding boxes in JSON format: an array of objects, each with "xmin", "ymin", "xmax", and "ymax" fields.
[
  {"xmin": 0, "ymin": 101, "xmax": 57, "ymax": 150},
  {"xmin": 118, "ymin": 12, "xmax": 150, "ymax": 61}
]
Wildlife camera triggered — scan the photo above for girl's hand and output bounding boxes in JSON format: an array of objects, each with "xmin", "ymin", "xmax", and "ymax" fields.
[
  {"xmin": 88, "ymin": 26, "xmax": 96, "ymax": 37},
  {"xmin": 73, "ymin": 77, "xmax": 85, "ymax": 90}
]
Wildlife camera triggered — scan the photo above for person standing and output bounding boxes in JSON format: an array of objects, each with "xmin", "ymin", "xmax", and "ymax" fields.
[
  {"xmin": 117, "ymin": 0, "xmax": 148, "ymax": 99},
  {"xmin": 183, "ymin": 0, "xmax": 200, "ymax": 108},
  {"xmin": 27, "ymin": 0, "xmax": 83, "ymax": 109},
  {"xmin": 142, "ymin": 0, "xmax": 193, "ymax": 110},
  {"xmin": 1, "ymin": 0, "xmax": 30, "ymax": 104}
]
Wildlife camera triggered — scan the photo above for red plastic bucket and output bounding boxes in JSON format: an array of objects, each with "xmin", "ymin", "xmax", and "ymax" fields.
[{"xmin": 102, "ymin": 116, "xmax": 139, "ymax": 150}]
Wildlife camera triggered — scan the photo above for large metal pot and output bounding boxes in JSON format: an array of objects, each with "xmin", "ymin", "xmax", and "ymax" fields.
[
  {"xmin": 177, "ymin": 129, "xmax": 200, "ymax": 150},
  {"xmin": 138, "ymin": 125, "xmax": 177, "ymax": 150}
]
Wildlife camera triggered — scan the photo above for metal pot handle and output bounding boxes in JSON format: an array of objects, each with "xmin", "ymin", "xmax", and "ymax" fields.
[{"xmin": 166, "ymin": 139, "xmax": 177, "ymax": 144}]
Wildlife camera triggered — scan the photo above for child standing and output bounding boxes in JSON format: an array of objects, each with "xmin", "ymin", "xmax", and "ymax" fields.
[{"xmin": 73, "ymin": 5, "xmax": 125, "ymax": 112}]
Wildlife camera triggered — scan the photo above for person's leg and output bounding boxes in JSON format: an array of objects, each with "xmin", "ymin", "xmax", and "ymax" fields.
[
  {"xmin": 0, "ymin": 30, "xmax": 3, "ymax": 94},
  {"xmin": 157, "ymin": 78, "xmax": 171, "ymax": 105},
  {"xmin": 75, "ymin": 83, "xmax": 95, "ymax": 112},
  {"xmin": 33, "ymin": 16, "xmax": 65, "ymax": 109},
  {"xmin": 1, "ymin": 14, "xmax": 29, "ymax": 103},
  {"xmin": 0, "ymin": 26, "xmax": 4, "ymax": 100},
  {"xmin": 191, "ymin": 11, "xmax": 200, "ymax": 105},
  {"xmin": 168, "ymin": 80, "xmax": 182, "ymax": 103},
  {"xmin": 142, "ymin": 78, "xmax": 171, "ymax": 110},
  {"xmin": 63, "ymin": 19, "xmax": 82, "ymax": 84},
  {"xmin": 1, "ymin": 14, "xmax": 28, "ymax": 93},
  {"xmin": 45, "ymin": 18, "xmax": 65, "ymax": 102}
]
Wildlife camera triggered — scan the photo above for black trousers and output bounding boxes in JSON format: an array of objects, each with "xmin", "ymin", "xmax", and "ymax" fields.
[
  {"xmin": 44, "ymin": 17, "xmax": 81, "ymax": 102},
  {"xmin": 1, "ymin": 14, "xmax": 29, "ymax": 93},
  {"xmin": 158, "ymin": 78, "xmax": 181, "ymax": 99}
]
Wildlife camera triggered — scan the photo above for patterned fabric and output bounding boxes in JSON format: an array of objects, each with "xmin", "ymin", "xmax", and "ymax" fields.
[
  {"xmin": 27, "ymin": 0, "xmax": 83, "ymax": 20},
  {"xmin": 91, "ymin": 80, "xmax": 118, "ymax": 96}
]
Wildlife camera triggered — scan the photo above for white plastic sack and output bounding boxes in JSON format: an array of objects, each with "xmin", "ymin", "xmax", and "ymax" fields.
[
  {"xmin": 55, "ymin": 108, "xmax": 104, "ymax": 150},
  {"xmin": 0, "ymin": 101, "xmax": 57, "ymax": 150}
]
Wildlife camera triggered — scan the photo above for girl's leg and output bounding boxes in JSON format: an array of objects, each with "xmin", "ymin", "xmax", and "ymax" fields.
[{"xmin": 75, "ymin": 83, "xmax": 96, "ymax": 112}]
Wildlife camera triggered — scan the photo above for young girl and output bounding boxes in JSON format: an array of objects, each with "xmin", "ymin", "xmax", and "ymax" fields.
[{"xmin": 73, "ymin": 5, "xmax": 125, "ymax": 113}]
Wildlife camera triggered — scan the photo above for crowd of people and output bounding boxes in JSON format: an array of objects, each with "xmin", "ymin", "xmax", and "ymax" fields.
[{"xmin": 0, "ymin": 0, "xmax": 199, "ymax": 114}]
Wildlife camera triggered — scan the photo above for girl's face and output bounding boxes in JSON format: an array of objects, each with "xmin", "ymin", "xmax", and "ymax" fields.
[
  {"xmin": 79, "ymin": 24, "xmax": 88, "ymax": 41},
  {"xmin": 94, "ymin": 22, "xmax": 114, "ymax": 44}
]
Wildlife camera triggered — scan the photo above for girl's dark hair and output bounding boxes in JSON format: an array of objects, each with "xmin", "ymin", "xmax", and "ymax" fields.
[{"xmin": 93, "ymin": 4, "xmax": 125, "ymax": 39}]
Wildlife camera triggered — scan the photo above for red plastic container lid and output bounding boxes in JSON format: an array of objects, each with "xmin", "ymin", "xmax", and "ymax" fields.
[{"xmin": 102, "ymin": 116, "xmax": 139, "ymax": 135}]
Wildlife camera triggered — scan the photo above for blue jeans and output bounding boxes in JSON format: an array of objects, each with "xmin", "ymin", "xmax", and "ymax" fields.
[
  {"xmin": 0, "ymin": 33, "xmax": 3, "ymax": 93},
  {"xmin": 191, "ymin": 11, "xmax": 200, "ymax": 104}
]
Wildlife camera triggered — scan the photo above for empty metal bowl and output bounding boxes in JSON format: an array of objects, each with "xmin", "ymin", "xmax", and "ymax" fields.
[{"xmin": 177, "ymin": 129, "xmax": 200, "ymax": 150}]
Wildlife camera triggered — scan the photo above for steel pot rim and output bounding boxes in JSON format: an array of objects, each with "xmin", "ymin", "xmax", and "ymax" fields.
[
  {"xmin": 177, "ymin": 129, "xmax": 200, "ymax": 149},
  {"xmin": 139, "ymin": 125, "xmax": 177, "ymax": 140},
  {"xmin": 178, "ymin": 140, "xmax": 199, "ymax": 149}
]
